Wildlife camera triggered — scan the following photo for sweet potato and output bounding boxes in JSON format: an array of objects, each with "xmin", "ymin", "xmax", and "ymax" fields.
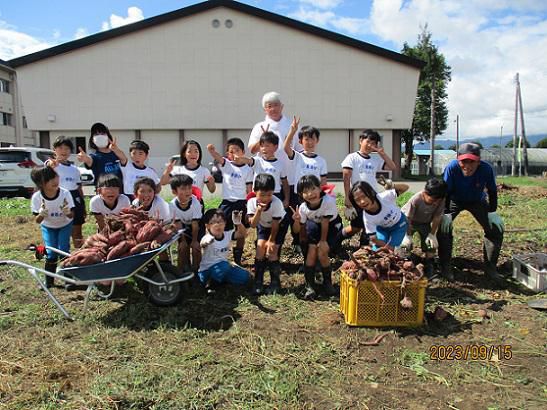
[
  {"xmin": 107, "ymin": 230, "xmax": 125, "ymax": 247},
  {"xmin": 153, "ymin": 230, "xmax": 172, "ymax": 244},
  {"xmin": 106, "ymin": 240, "xmax": 132, "ymax": 261},
  {"xmin": 129, "ymin": 241, "xmax": 152, "ymax": 255},
  {"xmin": 136, "ymin": 220, "xmax": 162, "ymax": 242}
]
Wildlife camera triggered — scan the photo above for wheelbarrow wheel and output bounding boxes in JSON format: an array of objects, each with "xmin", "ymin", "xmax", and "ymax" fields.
[{"xmin": 144, "ymin": 263, "xmax": 184, "ymax": 306}]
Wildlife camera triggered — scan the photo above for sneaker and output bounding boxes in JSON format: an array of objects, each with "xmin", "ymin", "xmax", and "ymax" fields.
[{"xmin": 304, "ymin": 285, "xmax": 316, "ymax": 300}]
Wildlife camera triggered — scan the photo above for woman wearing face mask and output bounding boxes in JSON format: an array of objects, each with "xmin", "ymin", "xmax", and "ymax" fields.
[{"xmin": 78, "ymin": 122, "xmax": 127, "ymax": 187}]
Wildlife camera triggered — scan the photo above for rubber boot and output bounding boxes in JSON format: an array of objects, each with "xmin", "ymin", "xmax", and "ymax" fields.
[
  {"xmin": 303, "ymin": 265, "xmax": 317, "ymax": 300},
  {"xmin": 266, "ymin": 261, "xmax": 282, "ymax": 295},
  {"xmin": 253, "ymin": 259, "xmax": 266, "ymax": 295},
  {"xmin": 44, "ymin": 260, "xmax": 57, "ymax": 288},
  {"xmin": 424, "ymin": 258, "xmax": 437, "ymax": 280},
  {"xmin": 440, "ymin": 263, "xmax": 454, "ymax": 281},
  {"xmin": 321, "ymin": 266, "xmax": 337, "ymax": 296},
  {"xmin": 233, "ymin": 247, "xmax": 243, "ymax": 266}
]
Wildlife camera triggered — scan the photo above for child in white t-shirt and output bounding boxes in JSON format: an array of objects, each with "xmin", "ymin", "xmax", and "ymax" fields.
[
  {"xmin": 198, "ymin": 209, "xmax": 250, "ymax": 294},
  {"xmin": 132, "ymin": 177, "xmax": 172, "ymax": 222},
  {"xmin": 291, "ymin": 175, "xmax": 342, "ymax": 299},
  {"xmin": 348, "ymin": 180, "xmax": 409, "ymax": 250},
  {"xmin": 339, "ymin": 129, "xmax": 398, "ymax": 247},
  {"xmin": 30, "ymin": 166, "xmax": 75, "ymax": 288},
  {"xmin": 121, "ymin": 140, "xmax": 160, "ymax": 200},
  {"xmin": 90, "ymin": 174, "xmax": 131, "ymax": 232},
  {"xmin": 160, "ymin": 140, "xmax": 216, "ymax": 204},
  {"xmin": 246, "ymin": 174, "xmax": 286, "ymax": 295},
  {"xmin": 169, "ymin": 174, "xmax": 203, "ymax": 272},
  {"xmin": 206, "ymin": 138, "xmax": 254, "ymax": 265},
  {"xmin": 46, "ymin": 136, "xmax": 86, "ymax": 248}
]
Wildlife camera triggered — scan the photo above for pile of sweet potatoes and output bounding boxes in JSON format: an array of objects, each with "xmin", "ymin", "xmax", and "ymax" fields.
[{"xmin": 61, "ymin": 208, "xmax": 177, "ymax": 268}]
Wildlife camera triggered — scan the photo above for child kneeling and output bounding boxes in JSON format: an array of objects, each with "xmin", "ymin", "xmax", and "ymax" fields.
[
  {"xmin": 292, "ymin": 175, "xmax": 342, "ymax": 299},
  {"xmin": 198, "ymin": 209, "xmax": 250, "ymax": 293}
]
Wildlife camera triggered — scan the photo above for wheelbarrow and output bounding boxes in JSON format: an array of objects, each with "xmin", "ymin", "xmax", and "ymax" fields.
[{"xmin": 0, "ymin": 230, "xmax": 193, "ymax": 320}]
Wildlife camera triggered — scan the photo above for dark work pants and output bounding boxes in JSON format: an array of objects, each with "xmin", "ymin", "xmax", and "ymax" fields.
[{"xmin": 437, "ymin": 200, "xmax": 503, "ymax": 271}]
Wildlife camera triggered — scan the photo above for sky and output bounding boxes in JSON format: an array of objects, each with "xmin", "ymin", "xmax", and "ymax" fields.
[{"xmin": 1, "ymin": 0, "xmax": 547, "ymax": 140}]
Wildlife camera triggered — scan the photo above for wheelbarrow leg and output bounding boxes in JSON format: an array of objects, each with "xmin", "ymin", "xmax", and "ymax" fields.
[
  {"xmin": 83, "ymin": 284, "xmax": 95, "ymax": 316},
  {"xmin": 28, "ymin": 268, "xmax": 73, "ymax": 320}
]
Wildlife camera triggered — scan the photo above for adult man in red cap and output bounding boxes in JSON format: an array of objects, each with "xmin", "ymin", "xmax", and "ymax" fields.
[{"xmin": 437, "ymin": 143, "xmax": 504, "ymax": 282}]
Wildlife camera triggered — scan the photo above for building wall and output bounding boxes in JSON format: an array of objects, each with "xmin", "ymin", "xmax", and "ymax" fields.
[{"xmin": 15, "ymin": 7, "xmax": 419, "ymax": 131}]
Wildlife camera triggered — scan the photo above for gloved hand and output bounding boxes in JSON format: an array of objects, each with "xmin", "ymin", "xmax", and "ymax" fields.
[
  {"xmin": 425, "ymin": 233, "xmax": 438, "ymax": 249},
  {"xmin": 344, "ymin": 206, "xmax": 358, "ymax": 221},
  {"xmin": 232, "ymin": 210, "xmax": 243, "ymax": 226},
  {"xmin": 200, "ymin": 235, "xmax": 215, "ymax": 248},
  {"xmin": 401, "ymin": 234, "xmax": 413, "ymax": 250},
  {"xmin": 61, "ymin": 198, "xmax": 72, "ymax": 217},
  {"xmin": 38, "ymin": 199, "xmax": 49, "ymax": 218},
  {"xmin": 488, "ymin": 212, "xmax": 504, "ymax": 232},
  {"xmin": 439, "ymin": 214, "xmax": 453, "ymax": 234}
]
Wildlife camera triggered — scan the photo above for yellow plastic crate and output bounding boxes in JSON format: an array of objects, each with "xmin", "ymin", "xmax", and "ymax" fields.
[{"xmin": 339, "ymin": 271, "xmax": 427, "ymax": 327}]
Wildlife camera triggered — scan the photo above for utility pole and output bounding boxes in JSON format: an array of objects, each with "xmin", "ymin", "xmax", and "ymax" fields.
[
  {"xmin": 455, "ymin": 114, "xmax": 459, "ymax": 156},
  {"xmin": 499, "ymin": 125, "xmax": 503, "ymax": 175},
  {"xmin": 516, "ymin": 74, "xmax": 529, "ymax": 175},
  {"xmin": 512, "ymin": 74, "xmax": 518, "ymax": 176},
  {"xmin": 429, "ymin": 75, "xmax": 436, "ymax": 176}
]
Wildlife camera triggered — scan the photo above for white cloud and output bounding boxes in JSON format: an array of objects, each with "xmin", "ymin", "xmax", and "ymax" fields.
[
  {"xmin": 52, "ymin": 29, "xmax": 61, "ymax": 40},
  {"xmin": 369, "ymin": 0, "xmax": 547, "ymax": 137},
  {"xmin": 101, "ymin": 6, "xmax": 144, "ymax": 31},
  {"xmin": 299, "ymin": 0, "xmax": 343, "ymax": 10},
  {"xmin": 331, "ymin": 16, "xmax": 369, "ymax": 36},
  {"xmin": 289, "ymin": 7, "xmax": 335, "ymax": 27},
  {"xmin": 74, "ymin": 27, "xmax": 88, "ymax": 39},
  {"xmin": 289, "ymin": 6, "xmax": 369, "ymax": 35},
  {"xmin": 0, "ymin": 21, "xmax": 52, "ymax": 60}
]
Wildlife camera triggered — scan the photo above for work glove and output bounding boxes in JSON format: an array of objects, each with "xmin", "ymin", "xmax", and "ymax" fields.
[
  {"xmin": 200, "ymin": 235, "xmax": 215, "ymax": 248},
  {"xmin": 400, "ymin": 234, "xmax": 413, "ymax": 250},
  {"xmin": 61, "ymin": 198, "xmax": 72, "ymax": 217},
  {"xmin": 439, "ymin": 214, "xmax": 453, "ymax": 234},
  {"xmin": 425, "ymin": 233, "xmax": 438, "ymax": 249},
  {"xmin": 38, "ymin": 199, "xmax": 49, "ymax": 218},
  {"xmin": 344, "ymin": 206, "xmax": 358, "ymax": 221},
  {"xmin": 488, "ymin": 212, "xmax": 504, "ymax": 232},
  {"xmin": 232, "ymin": 210, "xmax": 243, "ymax": 226},
  {"xmin": 377, "ymin": 174, "xmax": 394, "ymax": 190}
]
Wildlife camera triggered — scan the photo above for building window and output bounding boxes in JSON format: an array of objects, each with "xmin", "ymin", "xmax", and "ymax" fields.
[
  {"xmin": 68, "ymin": 136, "xmax": 87, "ymax": 153},
  {"xmin": 1, "ymin": 112, "xmax": 12, "ymax": 126},
  {"xmin": 0, "ymin": 79, "xmax": 9, "ymax": 94},
  {"xmin": 1, "ymin": 142, "xmax": 11, "ymax": 147},
  {"xmin": 22, "ymin": 116, "xmax": 28, "ymax": 128}
]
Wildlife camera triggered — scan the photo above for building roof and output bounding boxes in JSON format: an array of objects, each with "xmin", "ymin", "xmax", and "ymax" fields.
[
  {"xmin": 0, "ymin": 58, "xmax": 14, "ymax": 73},
  {"xmin": 481, "ymin": 148, "xmax": 547, "ymax": 165},
  {"xmin": 414, "ymin": 150, "xmax": 456, "ymax": 156},
  {"xmin": 8, "ymin": 0, "xmax": 425, "ymax": 69}
]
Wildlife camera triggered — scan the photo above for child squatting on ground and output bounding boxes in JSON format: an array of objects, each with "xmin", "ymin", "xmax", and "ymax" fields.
[
  {"xmin": 198, "ymin": 209, "xmax": 250, "ymax": 294},
  {"xmin": 89, "ymin": 174, "xmax": 131, "ymax": 232},
  {"xmin": 348, "ymin": 180, "xmax": 409, "ymax": 250},
  {"xmin": 400, "ymin": 178, "xmax": 448, "ymax": 279},
  {"xmin": 30, "ymin": 166, "xmax": 75, "ymax": 288},
  {"xmin": 291, "ymin": 175, "xmax": 342, "ymax": 299}
]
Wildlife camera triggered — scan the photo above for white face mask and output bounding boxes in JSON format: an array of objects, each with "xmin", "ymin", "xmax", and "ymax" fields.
[{"xmin": 93, "ymin": 134, "xmax": 109, "ymax": 148}]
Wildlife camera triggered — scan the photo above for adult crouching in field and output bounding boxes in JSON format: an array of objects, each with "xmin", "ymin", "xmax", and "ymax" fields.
[{"xmin": 437, "ymin": 143, "xmax": 504, "ymax": 282}]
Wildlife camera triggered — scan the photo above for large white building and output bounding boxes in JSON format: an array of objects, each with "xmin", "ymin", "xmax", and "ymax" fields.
[{"xmin": 8, "ymin": 0, "xmax": 423, "ymax": 178}]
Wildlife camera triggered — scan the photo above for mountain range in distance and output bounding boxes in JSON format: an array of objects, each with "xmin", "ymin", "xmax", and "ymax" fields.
[{"xmin": 413, "ymin": 134, "xmax": 545, "ymax": 149}]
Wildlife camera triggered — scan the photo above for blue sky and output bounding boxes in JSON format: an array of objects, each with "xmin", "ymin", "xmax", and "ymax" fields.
[{"xmin": 1, "ymin": 0, "xmax": 547, "ymax": 139}]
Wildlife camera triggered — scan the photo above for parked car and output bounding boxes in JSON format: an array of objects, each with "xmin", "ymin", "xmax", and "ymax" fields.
[
  {"xmin": 169, "ymin": 155, "xmax": 222, "ymax": 183},
  {"xmin": 0, "ymin": 147, "xmax": 93, "ymax": 198},
  {"xmin": 78, "ymin": 165, "xmax": 94, "ymax": 186}
]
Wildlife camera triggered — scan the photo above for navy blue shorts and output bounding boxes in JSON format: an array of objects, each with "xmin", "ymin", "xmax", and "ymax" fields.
[
  {"xmin": 179, "ymin": 223, "xmax": 205, "ymax": 245},
  {"xmin": 70, "ymin": 189, "xmax": 86, "ymax": 226},
  {"xmin": 350, "ymin": 207, "xmax": 364, "ymax": 229},
  {"xmin": 220, "ymin": 199, "xmax": 250, "ymax": 230},
  {"xmin": 304, "ymin": 215, "xmax": 343, "ymax": 249},
  {"xmin": 257, "ymin": 222, "xmax": 286, "ymax": 245}
]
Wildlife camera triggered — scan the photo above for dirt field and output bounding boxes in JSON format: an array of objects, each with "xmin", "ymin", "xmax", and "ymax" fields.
[{"xmin": 0, "ymin": 178, "xmax": 546, "ymax": 409}]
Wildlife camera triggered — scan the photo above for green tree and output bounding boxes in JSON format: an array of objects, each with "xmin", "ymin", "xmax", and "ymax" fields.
[
  {"xmin": 448, "ymin": 144, "xmax": 457, "ymax": 151},
  {"xmin": 434, "ymin": 144, "xmax": 444, "ymax": 150},
  {"xmin": 506, "ymin": 140, "xmax": 530, "ymax": 148},
  {"xmin": 401, "ymin": 25, "xmax": 451, "ymax": 175},
  {"xmin": 491, "ymin": 144, "xmax": 501, "ymax": 149},
  {"xmin": 535, "ymin": 137, "xmax": 547, "ymax": 148}
]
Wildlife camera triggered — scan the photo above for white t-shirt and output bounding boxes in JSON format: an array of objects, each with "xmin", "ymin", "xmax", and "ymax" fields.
[
  {"xmin": 199, "ymin": 230, "xmax": 234, "ymax": 271},
  {"xmin": 248, "ymin": 115, "xmax": 303, "ymax": 185},
  {"xmin": 250, "ymin": 156, "xmax": 287, "ymax": 194},
  {"xmin": 247, "ymin": 195, "xmax": 286, "ymax": 228},
  {"xmin": 132, "ymin": 196, "xmax": 172, "ymax": 222},
  {"xmin": 121, "ymin": 162, "xmax": 160, "ymax": 195},
  {"xmin": 362, "ymin": 189, "xmax": 402, "ymax": 235},
  {"xmin": 90, "ymin": 194, "xmax": 131, "ymax": 216},
  {"xmin": 299, "ymin": 194, "xmax": 339, "ymax": 223},
  {"xmin": 170, "ymin": 196, "xmax": 202, "ymax": 226},
  {"xmin": 220, "ymin": 160, "xmax": 254, "ymax": 201},
  {"xmin": 290, "ymin": 151, "xmax": 328, "ymax": 193},
  {"xmin": 171, "ymin": 165, "xmax": 211, "ymax": 193},
  {"xmin": 31, "ymin": 187, "xmax": 75, "ymax": 229},
  {"xmin": 54, "ymin": 162, "xmax": 81, "ymax": 191},
  {"xmin": 341, "ymin": 152, "xmax": 384, "ymax": 189}
]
